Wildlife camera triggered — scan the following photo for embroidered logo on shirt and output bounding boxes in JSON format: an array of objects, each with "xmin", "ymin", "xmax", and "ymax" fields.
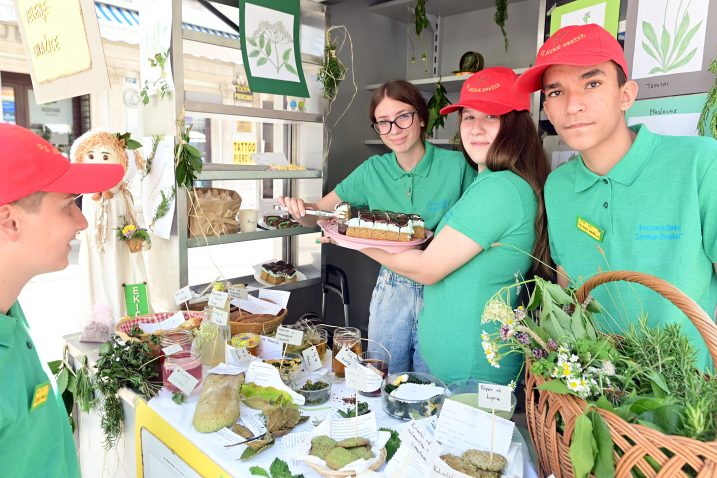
[
  {"xmin": 576, "ymin": 216, "xmax": 604, "ymax": 242},
  {"xmin": 31, "ymin": 382, "xmax": 50, "ymax": 411}
]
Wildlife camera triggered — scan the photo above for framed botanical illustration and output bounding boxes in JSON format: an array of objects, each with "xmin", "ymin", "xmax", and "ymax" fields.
[
  {"xmin": 624, "ymin": 0, "xmax": 717, "ymax": 99},
  {"xmin": 550, "ymin": 0, "xmax": 621, "ymax": 37},
  {"xmin": 239, "ymin": 0, "xmax": 309, "ymax": 98}
]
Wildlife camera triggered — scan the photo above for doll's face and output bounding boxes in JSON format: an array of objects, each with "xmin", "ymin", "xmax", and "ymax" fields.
[{"xmin": 82, "ymin": 144, "xmax": 121, "ymax": 165}]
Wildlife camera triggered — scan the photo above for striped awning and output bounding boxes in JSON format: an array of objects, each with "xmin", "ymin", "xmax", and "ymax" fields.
[{"xmin": 95, "ymin": 2, "xmax": 240, "ymax": 43}]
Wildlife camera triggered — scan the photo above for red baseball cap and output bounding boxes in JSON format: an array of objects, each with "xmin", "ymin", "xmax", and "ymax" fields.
[
  {"xmin": 515, "ymin": 23, "xmax": 628, "ymax": 94},
  {"xmin": 0, "ymin": 123, "xmax": 124, "ymax": 205},
  {"xmin": 440, "ymin": 67, "xmax": 529, "ymax": 116}
]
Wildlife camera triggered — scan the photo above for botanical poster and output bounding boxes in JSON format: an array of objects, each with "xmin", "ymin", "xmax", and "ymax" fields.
[
  {"xmin": 550, "ymin": 0, "xmax": 620, "ymax": 37},
  {"xmin": 631, "ymin": 0, "xmax": 708, "ymax": 79},
  {"xmin": 239, "ymin": 0, "xmax": 309, "ymax": 97}
]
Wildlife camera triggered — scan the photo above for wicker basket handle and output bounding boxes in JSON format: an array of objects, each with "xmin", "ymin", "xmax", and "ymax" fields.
[{"xmin": 574, "ymin": 270, "xmax": 717, "ymax": 365}]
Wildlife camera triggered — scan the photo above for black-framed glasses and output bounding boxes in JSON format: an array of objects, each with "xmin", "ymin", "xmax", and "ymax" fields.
[{"xmin": 371, "ymin": 111, "xmax": 417, "ymax": 135}]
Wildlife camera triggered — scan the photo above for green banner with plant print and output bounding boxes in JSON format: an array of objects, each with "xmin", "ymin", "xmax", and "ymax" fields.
[
  {"xmin": 239, "ymin": 0, "xmax": 309, "ymax": 98},
  {"xmin": 124, "ymin": 283, "xmax": 150, "ymax": 317}
]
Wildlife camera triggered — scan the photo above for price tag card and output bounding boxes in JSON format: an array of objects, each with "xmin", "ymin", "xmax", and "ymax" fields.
[
  {"xmin": 208, "ymin": 290, "xmax": 229, "ymax": 308},
  {"xmin": 173, "ymin": 286, "xmax": 193, "ymax": 305},
  {"xmin": 162, "ymin": 343, "xmax": 183, "ymax": 356},
  {"xmin": 258, "ymin": 289, "xmax": 291, "ymax": 308},
  {"xmin": 335, "ymin": 347, "xmax": 359, "ymax": 367},
  {"xmin": 302, "ymin": 346, "xmax": 323, "ymax": 373},
  {"xmin": 478, "ymin": 383, "xmax": 512, "ymax": 412},
  {"xmin": 167, "ymin": 367, "xmax": 199, "ymax": 395},
  {"xmin": 138, "ymin": 311, "xmax": 186, "ymax": 334},
  {"xmin": 275, "ymin": 325, "xmax": 303, "ymax": 346},
  {"xmin": 210, "ymin": 308, "xmax": 229, "ymax": 326},
  {"xmin": 228, "ymin": 285, "xmax": 249, "ymax": 301}
]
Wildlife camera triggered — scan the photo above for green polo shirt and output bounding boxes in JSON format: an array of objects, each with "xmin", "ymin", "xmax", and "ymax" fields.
[
  {"xmin": 418, "ymin": 170, "xmax": 536, "ymax": 385},
  {"xmin": 335, "ymin": 142, "xmax": 475, "ymax": 230},
  {"xmin": 0, "ymin": 302, "xmax": 80, "ymax": 477},
  {"xmin": 545, "ymin": 124, "xmax": 717, "ymax": 369}
]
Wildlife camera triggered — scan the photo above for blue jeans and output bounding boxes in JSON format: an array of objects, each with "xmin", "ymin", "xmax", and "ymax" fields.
[{"xmin": 368, "ymin": 267, "xmax": 429, "ymax": 374}]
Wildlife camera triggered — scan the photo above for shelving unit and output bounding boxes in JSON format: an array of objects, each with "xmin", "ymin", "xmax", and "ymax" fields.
[
  {"xmin": 364, "ymin": 138, "xmax": 453, "ymax": 146},
  {"xmin": 365, "ymin": 67, "xmax": 528, "ymax": 93},
  {"xmin": 170, "ymin": 0, "xmax": 327, "ymax": 292}
]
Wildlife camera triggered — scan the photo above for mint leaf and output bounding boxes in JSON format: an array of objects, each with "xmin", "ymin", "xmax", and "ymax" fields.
[{"xmin": 249, "ymin": 466, "xmax": 270, "ymax": 477}]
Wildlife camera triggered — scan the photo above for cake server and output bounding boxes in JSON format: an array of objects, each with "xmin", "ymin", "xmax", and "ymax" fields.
[{"xmin": 272, "ymin": 204, "xmax": 348, "ymax": 220}]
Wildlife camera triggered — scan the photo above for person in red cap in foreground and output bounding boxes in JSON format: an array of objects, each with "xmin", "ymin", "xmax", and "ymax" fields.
[
  {"xmin": 0, "ymin": 123, "xmax": 124, "ymax": 477},
  {"xmin": 358, "ymin": 67, "xmax": 550, "ymax": 385},
  {"xmin": 515, "ymin": 23, "xmax": 717, "ymax": 370}
]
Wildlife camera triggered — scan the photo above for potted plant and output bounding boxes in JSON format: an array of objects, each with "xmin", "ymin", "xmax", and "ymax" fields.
[{"xmin": 115, "ymin": 217, "xmax": 151, "ymax": 252}]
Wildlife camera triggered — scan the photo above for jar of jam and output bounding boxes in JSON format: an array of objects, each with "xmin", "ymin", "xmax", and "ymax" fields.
[
  {"xmin": 230, "ymin": 332, "xmax": 261, "ymax": 356},
  {"xmin": 332, "ymin": 327, "xmax": 362, "ymax": 378},
  {"xmin": 160, "ymin": 330, "xmax": 202, "ymax": 393}
]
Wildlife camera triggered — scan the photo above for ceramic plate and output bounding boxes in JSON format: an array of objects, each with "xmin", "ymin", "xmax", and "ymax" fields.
[{"xmin": 317, "ymin": 220, "xmax": 432, "ymax": 253}]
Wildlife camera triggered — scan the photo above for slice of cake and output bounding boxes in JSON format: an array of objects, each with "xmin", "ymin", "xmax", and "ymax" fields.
[
  {"xmin": 409, "ymin": 214, "xmax": 425, "ymax": 239},
  {"xmin": 341, "ymin": 209, "xmax": 422, "ymax": 242},
  {"xmin": 260, "ymin": 260, "xmax": 298, "ymax": 285}
]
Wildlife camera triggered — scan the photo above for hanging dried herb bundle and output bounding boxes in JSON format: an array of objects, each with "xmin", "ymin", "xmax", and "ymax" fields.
[
  {"xmin": 426, "ymin": 80, "xmax": 451, "ymax": 138},
  {"xmin": 317, "ymin": 40, "xmax": 346, "ymax": 102},
  {"xmin": 175, "ymin": 123, "xmax": 203, "ymax": 190},
  {"xmin": 415, "ymin": 0, "xmax": 429, "ymax": 36},
  {"xmin": 698, "ymin": 56, "xmax": 717, "ymax": 138},
  {"xmin": 495, "ymin": 0, "xmax": 509, "ymax": 52}
]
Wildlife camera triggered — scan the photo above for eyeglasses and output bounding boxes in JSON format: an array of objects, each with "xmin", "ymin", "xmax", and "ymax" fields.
[{"xmin": 371, "ymin": 111, "xmax": 417, "ymax": 135}]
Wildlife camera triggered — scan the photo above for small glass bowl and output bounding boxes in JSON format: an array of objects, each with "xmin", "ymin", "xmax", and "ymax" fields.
[
  {"xmin": 263, "ymin": 352, "xmax": 303, "ymax": 384},
  {"xmin": 291, "ymin": 370, "xmax": 332, "ymax": 405},
  {"xmin": 381, "ymin": 372, "xmax": 446, "ymax": 420},
  {"xmin": 444, "ymin": 379, "xmax": 517, "ymax": 420}
]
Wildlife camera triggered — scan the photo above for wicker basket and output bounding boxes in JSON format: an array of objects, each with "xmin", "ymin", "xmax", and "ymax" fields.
[
  {"xmin": 115, "ymin": 311, "xmax": 203, "ymax": 353},
  {"xmin": 229, "ymin": 308, "xmax": 287, "ymax": 336},
  {"xmin": 525, "ymin": 271, "xmax": 717, "ymax": 477},
  {"xmin": 305, "ymin": 448, "xmax": 386, "ymax": 477}
]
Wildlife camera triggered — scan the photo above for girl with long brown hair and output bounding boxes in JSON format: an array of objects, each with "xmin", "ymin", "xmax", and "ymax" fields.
[{"xmin": 360, "ymin": 67, "xmax": 550, "ymax": 385}]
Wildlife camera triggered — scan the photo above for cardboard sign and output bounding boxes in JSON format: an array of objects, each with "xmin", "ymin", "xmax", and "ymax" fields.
[
  {"xmin": 208, "ymin": 290, "xmax": 229, "ymax": 308},
  {"xmin": 167, "ymin": 367, "xmax": 199, "ymax": 395},
  {"xmin": 275, "ymin": 326, "xmax": 303, "ymax": 346},
  {"xmin": 478, "ymin": 383, "xmax": 512, "ymax": 412},
  {"xmin": 210, "ymin": 308, "xmax": 229, "ymax": 326},
  {"xmin": 173, "ymin": 286, "xmax": 193, "ymax": 305},
  {"xmin": 302, "ymin": 346, "xmax": 322, "ymax": 372}
]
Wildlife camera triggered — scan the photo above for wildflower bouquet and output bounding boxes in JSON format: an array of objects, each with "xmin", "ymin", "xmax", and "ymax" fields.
[
  {"xmin": 481, "ymin": 275, "xmax": 717, "ymax": 477},
  {"xmin": 115, "ymin": 216, "xmax": 151, "ymax": 252}
]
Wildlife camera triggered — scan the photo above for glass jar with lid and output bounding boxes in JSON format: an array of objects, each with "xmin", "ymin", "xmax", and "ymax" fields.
[{"xmin": 332, "ymin": 326, "xmax": 362, "ymax": 378}]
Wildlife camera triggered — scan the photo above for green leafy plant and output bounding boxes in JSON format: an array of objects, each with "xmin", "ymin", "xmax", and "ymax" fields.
[
  {"xmin": 174, "ymin": 124, "xmax": 203, "ymax": 190},
  {"xmin": 317, "ymin": 40, "xmax": 346, "ymax": 102},
  {"xmin": 641, "ymin": 0, "xmax": 702, "ymax": 75},
  {"xmin": 338, "ymin": 401, "xmax": 370, "ymax": 418},
  {"xmin": 48, "ymin": 349, "xmax": 95, "ymax": 431},
  {"xmin": 94, "ymin": 335, "xmax": 162, "ymax": 448},
  {"xmin": 140, "ymin": 49, "xmax": 172, "ymax": 105},
  {"xmin": 698, "ymin": 56, "xmax": 717, "ymax": 138},
  {"xmin": 171, "ymin": 391, "xmax": 186, "ymax": 405},
  {"xmin": 414, "ymin": 0, "xmax": 429, "ymax": 36},
  {"xmin": 115, "ymin": 132, "xmax": 142, "ymax": 151},
  {"xmin": 143, "ymin": 134, "xmax": 161, "ymax": 178},
  {"xmin": 379, "ymin": 427, "xmax": 401, "ymax": 461},
  {"xmin": 495, "ymin": 0, "xmax": 509, "ymax": 52},
  {"xmin": 426, "ymin": 80, "xmax": 451, "ymax": 138},
  {"xmin": 247, "ymin": 21, "xmax": 296, "ymax": 75},
  {"xmin": 150, "ymin": 186, "xmax": 176, "ymax": 229},
  {"xmin": 250, "ymin": 458, "xmax": 304, "ymax": 478}
]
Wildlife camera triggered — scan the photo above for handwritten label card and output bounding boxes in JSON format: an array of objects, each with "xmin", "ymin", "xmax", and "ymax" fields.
[
  {"xmin": 228, "ymin": 285, "xmax": 249, "ymax": 301},
  {"xmin": 330, "ymin": 412, "xmax": 377, "ymax": 441},
  {"xmin": 258, "ymin": 289, "xmax": 291, "ymax": 308},
  {"xmin": 225, "ymin": 345, "xmax": 259, "ymax": 366},
  {"xmin": 478, "ymin": 383, "xmax": 512, "ymax": 412},
  {"xmin": 167, "ymin": 367, "xmax": 199, "ymax": 395},
  {"xmin": 302, "ymin": 346, "xmax": 323, "ymax": 372},
  {"xmin": 275, "ymin": 326, "xmax": 303, "ymax": 346},
  {"xmin": 384, "ymin": 418, "xmax": 438, "ymax": 478},
  {"xmin": 234, "ymin": 295, "xmax": 283, "ymax": 315},
  {"xmin": 344, "ymin": 365, "xmax": 364, "ymax": 390},
  {"xmin": 162, "ymin": 343, "xmax": 183, "ymax": 357},
  {"xmin": 173, "ymin": 286, "xmax": 193, "ymax": 305},
  {"xmin": 208, "ymin": 290, "xmax": 229, "ymax": 308},
  {"xmin": 211, "ymin": 308, "xmax": 229, "ymax": 326},
  {"xmin": 138, "ymin": 311, "xmax": 185, "ymax": 334},
  {"xmin": 245, "ymin": 361, "xmax": 305, "ymax": 405},
  {"xmin": 435, "ymin": 399, "xmax": 514, "ymax": 457},
  {"xmin": 260, "ymin": 335, "xmax": 283, "ymax": 356},
  {"xmin": 335, "ymin": 347, "xmax": 359, "ymax": 367}
]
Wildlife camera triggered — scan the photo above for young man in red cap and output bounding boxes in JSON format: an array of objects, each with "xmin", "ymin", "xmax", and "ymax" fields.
[
  {"xmin": 515, "ymin": 23, "xmax": 717, "ymax": 369},
  {"xmin": 0, "ymin": 123, "xmax": 124, "ymax": 477}
]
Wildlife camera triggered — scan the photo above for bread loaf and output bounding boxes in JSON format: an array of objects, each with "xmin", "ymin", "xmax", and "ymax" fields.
[{"xmin": 192, "ymin": 372, "xmax": 245, "ymax": 433}]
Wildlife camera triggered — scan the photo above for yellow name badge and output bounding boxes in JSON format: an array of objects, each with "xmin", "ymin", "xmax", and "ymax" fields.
[
  {"xmin": 576, "ymin": 216, "xmax": 604, "ymax": 242},
  {"xmin": 31, "ymin": 382, "xmax": 50, "ymax": 411}
]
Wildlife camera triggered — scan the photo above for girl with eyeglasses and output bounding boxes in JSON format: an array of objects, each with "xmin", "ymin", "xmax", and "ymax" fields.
[
  {"xmin": 358, "ymin": 68, "xmax": 551, "ymax": 386},
  {"xmin": 279, "ymin": 80, "xmax": 475, "ymax": 374}
]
